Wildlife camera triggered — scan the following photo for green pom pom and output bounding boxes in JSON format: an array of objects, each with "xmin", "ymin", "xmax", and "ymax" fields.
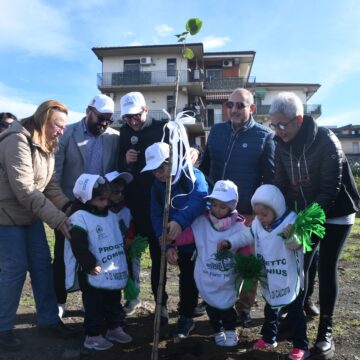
[
  {"xmin": 128, "ymin": 235, "xmax": 148, "ymax": 260},
  {"xmin": 278, "ymin": 202, "xmax": 326, "ymax": 253},
  {"xmin": 233, "ymin": 254, "xmax": 265, "ymax": 294},
  {"xmin": 124, "ymin": 277, "xmax": 140, "ymax": 301}
]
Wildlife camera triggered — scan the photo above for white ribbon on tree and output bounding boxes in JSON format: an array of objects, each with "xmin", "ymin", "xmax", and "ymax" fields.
[{"xmin": 161, "ymin": 109, "xmax": 196, "ymax": 193}]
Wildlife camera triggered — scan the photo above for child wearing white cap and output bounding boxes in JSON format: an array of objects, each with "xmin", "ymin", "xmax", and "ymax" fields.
[
  {"xmin": 141, "ymin": 142, "xmax": 209, "ymax": 336},
  {"xmin": 167, "ymin": 179, "xmax": 252, "ymax": 347},
  {"xmin": 64, "ymin": 173, "xmax": 132, "ymax": 351},
  {"xmin": 223, "ymin": 184, "xmax": 309, "ymax": 360},
  {"xmin": 105, "ymin": 171, "xmax": 142, "ymax": 315}
]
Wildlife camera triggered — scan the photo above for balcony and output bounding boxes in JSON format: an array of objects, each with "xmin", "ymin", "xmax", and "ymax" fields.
[
  {"xmin": 204, "ymin": 76, "xmax": 256, "ymax": 91},
  {"xmin": 97, "ymin": 70, "xmax": 203, "ymax": 93},
  {"xmin": 256, "ymin": 104, "xmax": 322, "ymax": 118}
]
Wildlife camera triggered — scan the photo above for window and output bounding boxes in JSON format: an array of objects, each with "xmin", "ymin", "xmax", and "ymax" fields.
[
  {"xmin": 353, "ymin": 142, "xmax": 359, "ymax": 153},
  {"xmin": 167, "ymin": 58, "xmax": 176, "ymax": 77},
  {"xmin": 167, "ymin": 95, "xmax": 175, "ymax": 114},
  {"xmin": 124, "ymin": 60, "xmax": 140, "ymax": 73}
]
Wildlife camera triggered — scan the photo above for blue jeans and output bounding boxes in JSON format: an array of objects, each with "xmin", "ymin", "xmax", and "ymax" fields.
[{"xmin": 0, "ymin": 220, "xmax": 59, "ymax": 331}]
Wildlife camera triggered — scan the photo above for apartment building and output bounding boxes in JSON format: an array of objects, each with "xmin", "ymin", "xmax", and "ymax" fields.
[{"xmin": 92, "ymin": 43, "xmax": 321, "ymax": 147}]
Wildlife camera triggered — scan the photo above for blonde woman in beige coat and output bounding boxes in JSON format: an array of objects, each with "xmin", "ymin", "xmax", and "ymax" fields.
[{"xmin": 0, "ymin": 101, "xmax": 77, "ymax": 351}]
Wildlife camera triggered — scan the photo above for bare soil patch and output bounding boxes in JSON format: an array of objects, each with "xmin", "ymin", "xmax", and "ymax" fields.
[{"xmin": 2, "ymin": 235, "xmax": 360, "ymax": 360}]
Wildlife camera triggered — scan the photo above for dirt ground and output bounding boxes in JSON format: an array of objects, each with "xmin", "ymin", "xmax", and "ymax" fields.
[{"xmin": 2, "ymin": 232, "xmax": 360, "ymax": 360}]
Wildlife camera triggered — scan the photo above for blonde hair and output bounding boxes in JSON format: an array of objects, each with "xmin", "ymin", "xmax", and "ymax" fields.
[{"xmin": 21, "ymin": 100, "xmax": 68, "ymax": 153}]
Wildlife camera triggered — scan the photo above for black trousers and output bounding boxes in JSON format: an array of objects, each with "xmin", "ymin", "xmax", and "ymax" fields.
[
  {"xmin": 206, "ymin": 304, "xmax": 237, "ymax": 332},
  {"xmin": 53, "ymin": 230, "xmax": 67, "ymax": 304},
  {"xmin": 79, "ymin": 273, "xmax": 124, "ymax": 336},
  {"xmin": 177, "ymin": 251, "xmax": 198, "ymax": 318},
  {"xmin": 303, "ymin": 223, "xmax": 352, "ymax": 317}
]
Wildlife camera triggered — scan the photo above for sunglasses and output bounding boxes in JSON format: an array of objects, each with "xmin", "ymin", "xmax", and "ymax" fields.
[
  {"xmin": 0, "ymin": 120, "xmax": 12, "ymax": 129},
  {"xmin": 226, "ymin": 101, "xmax": 249, "ymax": 110},
  {"xmin": 90, "ymin": 108, "xmax": 113, "ymax": 125},
  {"xmin": 269, "ymin": 117, "xmax": 296, "ymax": 131}
]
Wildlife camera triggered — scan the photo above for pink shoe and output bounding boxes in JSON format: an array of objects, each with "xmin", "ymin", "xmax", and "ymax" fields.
[
  {"xmin": 253, "ymin": 338, "xmax": 278, "ymax": 350},
  {"xmin": 288, "ymin": 348, "xmax": 310, "ymax": 360}
]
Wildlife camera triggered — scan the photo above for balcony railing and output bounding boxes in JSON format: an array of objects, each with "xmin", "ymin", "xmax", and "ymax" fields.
[
  {"xmin": 112, "ymin": 109, "xmax": 203, "ymax": 125},
  {"xmin": 256, "ymin": 104, "xmax": 322, "ymax": 116},
  {"xmin": 204, "ymin": 76, "xmax": 256, "ymax": 90},
  {"xmin": 98, "ymin": 70, "xmax": 203, "ymax": 87}
]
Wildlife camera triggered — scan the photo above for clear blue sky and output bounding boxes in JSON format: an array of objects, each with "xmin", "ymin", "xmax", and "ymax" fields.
[{"xmin": 1, "ymin": 0, "xmax": 359, "ymax": 127}]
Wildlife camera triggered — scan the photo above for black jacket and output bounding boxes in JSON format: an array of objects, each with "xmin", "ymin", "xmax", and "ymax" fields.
[
  {"xmin": 274, "ymin": 115, "xmax": 359, "ymax": 218},
  {"xmin": 117, "ymin": 118, "xmax": 168, "ymax": 236}
]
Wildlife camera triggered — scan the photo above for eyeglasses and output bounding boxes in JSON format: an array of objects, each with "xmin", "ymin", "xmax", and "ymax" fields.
[
  {"xmin": 226, "ymin": 101, "xmax": 249, "ymax": 110},
  {"xmin": 0, "ymin": 120, "xmax": 12, "ymax": 129},
  {"xmin": 123, "ymin": 111, "xmax": 144, "ymax": 123},
  {"xmin": 269, "ymin": 117, "xmax": 296, "ymax": 131},
  {"xmin": 90, "ymin": 108, "xmax": 113, "ymax": 125}
]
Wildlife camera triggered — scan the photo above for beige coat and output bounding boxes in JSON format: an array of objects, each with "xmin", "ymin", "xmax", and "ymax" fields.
[{"xmin": 0, "ymin": 121, "xmax": 69, "ymax": 228}]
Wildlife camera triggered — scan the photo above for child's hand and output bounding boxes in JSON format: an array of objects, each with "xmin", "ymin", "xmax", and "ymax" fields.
[
  {"xmin": 166, "ymin": 247, "xmax": 178, "ymax": 265},
  {"xmin": 282, "ymin": 224, "xmax": 294, "ymax": 239},
  {"xmin": 167, "ymin": 221, "xmax": 182, "ymax": 241},
  {"xmin": 90, "ymin": 266, "xmax": 102, "ymax": 275},
  {"xmin": 217, "ymin": 240, "xmax": 231, "ymax": 250}
]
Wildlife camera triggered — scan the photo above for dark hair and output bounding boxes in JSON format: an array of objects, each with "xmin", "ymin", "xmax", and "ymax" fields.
[
  {"xmin": 92, "ymin": 182, "xmax": 111, "ymax": 198},
  {"xmin": 0, "ymin": 112, "xmax": 18, "ymax": 122}
]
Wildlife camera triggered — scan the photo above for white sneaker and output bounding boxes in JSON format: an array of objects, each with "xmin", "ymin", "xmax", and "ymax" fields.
[
  {"xmin": 214, "ymin": 331, "xmax": 226, "ymax": 346},
  {"xmin": 123, "ymin": 298, "xmax": 141, "ymax": 315},
  {"xmin": 58, "ymin": 303, "xmax": 66, "ymax": 319},
  {"xmin": 224, "ymin": 330, "xmax": 238, "ymax": 347},
  {"xmin": 84, "ymin": 335, "xmax": 113, "ymax": 350},
  {"xmin": 106, "ymin": 326, "xmax": 132, "ymax": 344}
]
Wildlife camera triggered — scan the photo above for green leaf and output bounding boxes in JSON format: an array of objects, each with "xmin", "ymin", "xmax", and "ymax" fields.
[
  {"xmin": 177, "ymin": 36, "xmax": 186, "ymax": 42},
  {"xmin": 186, "ymin": 18, "xmax": 203, "ymax": 36},
  {"xmin": 183, "ymin": 47, "xmax": 194, "ymax": 60}
]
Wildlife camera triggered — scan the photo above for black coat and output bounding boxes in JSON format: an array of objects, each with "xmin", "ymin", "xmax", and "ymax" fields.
[{"xmin": 274, "ymin": 115, "xmax": 359, "ymax": 218}]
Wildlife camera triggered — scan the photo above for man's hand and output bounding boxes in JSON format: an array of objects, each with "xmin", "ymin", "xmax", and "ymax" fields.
[
  {"xmin": 126, "ymin": 149, "xmax": 139, "ymax": 165},
  {"xmin": 167, "ymin": 221, "xmax": 182, "ymax": 241},
  {"xmin": 166, "ymin": 247, "xmax": 178, "ymax": 265},
  {"xmin": 90, "ymin": 265, "xmax": 102, "ymax": 275}
]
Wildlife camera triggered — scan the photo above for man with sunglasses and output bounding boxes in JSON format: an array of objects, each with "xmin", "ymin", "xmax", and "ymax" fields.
[
  {"xmin": 53, "ymin": 94, "xmax": 120, "ymax": 317},
  {"xmin": 0, "ymin": 112, "xmax": 17, "ymax": 133},
  {"xmin": 199, "ymin": 88, "xmax": 275, "ymax": 326}
]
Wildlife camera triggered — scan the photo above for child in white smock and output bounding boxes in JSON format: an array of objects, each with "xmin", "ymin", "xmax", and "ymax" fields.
[
  {"xmin": 64, "ymin": 174, "xmax": 132, "ymax": 351},
  {"xmin": 166, "ymin": 180, "xmax": 252, "ymax": 347}
]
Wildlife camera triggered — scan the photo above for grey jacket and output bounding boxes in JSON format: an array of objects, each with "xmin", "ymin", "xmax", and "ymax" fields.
[{"xmin": 55, "ymin": 118, "xmax": 119, "ymax": 199}]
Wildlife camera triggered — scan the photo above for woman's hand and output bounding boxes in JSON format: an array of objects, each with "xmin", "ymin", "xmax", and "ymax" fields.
[
  {"xmin": 217, "ymin": 240, "xmax": 231, "ymax": 250},
  {"xmin": 57, "ymin": 218, "xmax": 71, "ymax": 239}
]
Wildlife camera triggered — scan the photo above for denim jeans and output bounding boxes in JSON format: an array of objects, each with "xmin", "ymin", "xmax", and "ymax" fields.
[{"xmin": 0, "ymin": 220, "xmax": 59, "ymax": 331}]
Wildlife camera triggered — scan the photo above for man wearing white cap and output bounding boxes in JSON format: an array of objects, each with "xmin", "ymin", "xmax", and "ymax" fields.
[
  {"xmin": 54, "ymin": 94, "xmax": 119, "ymax": 317},
  {"xmin": 117, "ymin": 92, "xmax": 200, "ymax": 319}
]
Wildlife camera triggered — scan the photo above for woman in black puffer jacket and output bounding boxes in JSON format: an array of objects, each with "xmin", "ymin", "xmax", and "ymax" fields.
[{"xmin": 269, "ymin": 92, "xmax": 359, "ymax": 360}]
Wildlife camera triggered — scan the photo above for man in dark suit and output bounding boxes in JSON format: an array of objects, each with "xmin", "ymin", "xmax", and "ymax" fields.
[{"xmin": 53, "ymin": 94, "xmax": 119, "ymax": 316}]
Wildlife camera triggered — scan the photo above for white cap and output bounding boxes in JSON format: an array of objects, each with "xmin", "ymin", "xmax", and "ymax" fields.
[
  {"xmin": 73, "ymin": 174, "xmax": 106, "ymax": 204},
  {"xmin": 105, "ymin": 171, "xmax": 133, "ymax": 184},
  {"xmin": 89, "ymin": 94, "xmax": 114, "ymax": 114},
  {"xmin": 205, "ymin": 180, "xmax": 238, "ymax": 203},
  {"xmin": 120, "ymin": 92, "xmax": 146, "ymax": 117},
  {"xmin": 141, "ymin": 142, "xmax": 169, "ymax": 173},
  {"xmin": 251, "ymin": 184, "xmax": 286, "ymax": 219}
]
